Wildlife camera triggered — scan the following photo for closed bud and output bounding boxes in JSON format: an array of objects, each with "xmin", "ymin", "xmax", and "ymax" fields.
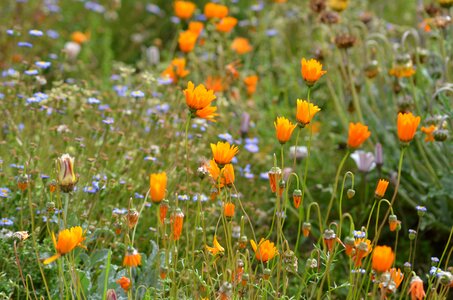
[
  {"xmin": 239, "ymin": 235, "xmax": 248, "ymax": 249},
  {"xmin": 268, "ymin": 167, "xmax": 282, "ymax": 193},
  {"xmin": 48, "ymin": 180, "xmax": 57, "ymax": 193},
  {"xmin": 46, "ymin": 201, "xmax": 56, "ymax": 213},
  {"xmin": 364, "ymin": 60, "xmax": 379, "ymax": 79},
  {"xmin": 408, "ymin": 229, "xmax": 417, "ymax": 240},
  {"xmin": 323, "ymin": 229, "xmax": 336, "ymax": 253},
  {"xmin": 389, "ymin": 214, "xmax": 399, "ymax": 232},
  {"xmin": 56, "ymin": 154, "xmax": 78, "ymax": 193},
  {"xmin": 434, "ymin": 129, "xmax": 448, "ymax": 142},
  {"xmin": 17, "ymin": 175, "xmax": 29, "ymax": 191},
  {"xmin": 302, "ymin": 222, "xmax": 311, "ymax": 237},
  {"xmin": 241, "ymin": 273, "xmax": 249, "ymax": 286},
  {"xmin": 171, "ymin": 208, "xmax": 185, "ymax": 240},
  {"xmin": 404, "ymin": 262, "xmax": 412, "ymax": 273},
  {"xmin": 263, "ymin": 268, "xmax": 271, "ymax": 280},
  {"xmin": 292, "ymin": 189, "xmax": 302, "ymax": 208},
  {"xmin": 126, "ymin": 209, "xmax": 139, "ymax": 229},
  {"xmin": 344, "ymin": 236, "xmax": 355, "ymax": 256},
  {"xmin": 223, "ymin": 202, "xmax": 235, "ymax": 218},
  {"xmin": 160, "ymin": 267, "xmax": 167, "ymax": 279},
  {"xmin": 159, "ymin": 200, "xmax": 169, "ymax": 224},
  {"xmin": 375, "ymin": 143, "xmax": 383, "ymax": 166},
  {"xmin": 106, "ymin": 289, "xmax": 117, "ymax": 300},
  {"xmin": 347, "ymin": 189, "xmax": 355, "ymax": 199},
  {"xmin": 210, "ymin": 187, "xmax": 219, "ymax": 201},
  {"xmin": 278, "ymin": 180, "xmax": 286, "ymax": 197}
]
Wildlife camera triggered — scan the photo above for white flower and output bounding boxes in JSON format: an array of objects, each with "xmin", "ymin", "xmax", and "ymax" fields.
[{"xmin": 351, "ymin": 150, "xmax": 375, "ymax": 173}]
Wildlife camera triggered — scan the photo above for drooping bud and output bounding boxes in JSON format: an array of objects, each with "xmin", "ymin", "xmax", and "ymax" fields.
[
  {"xmin": 268, "ymin": 167, "xmax": 282, "ymax": 193},
  {"xmin": 263, "ymin": 268, "xmax": 271, "ymax": 280},
  {"xmin": 171, "ymin": 208, "xmax": 185, "ymax": 240},
  {"xmin": 344, "ymin": 236, "xmax": 355, "ymax": 256},
  {"xmin": 323, "ymin": 229, "xmax": 337, "ymax": 253},
  {"xmin": 408, "ymin": 229, "xmax": 417, "ymax": 240},
  {"xmin": 223, "ymin": 202, "xmax": 235, "ymax": 218},
  {"xmin": 347, "ymin": 189, "xmax": 355, "ymax": 199},
  {"xmin": 302, "ymin": 222, "xmax": 312, "ymax": 237},
  {"xmin": 292, "ymin": 189, "xmax": 302, "ymax": 208},
  {"xmin": 375, "ymin": 143, "xmax": 383, "ymax": 167},
  {"xmin": 389, "ymin": 214, "xmax": 399, "ymax": 232}
]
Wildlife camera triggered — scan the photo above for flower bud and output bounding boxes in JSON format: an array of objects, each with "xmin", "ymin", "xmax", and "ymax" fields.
[
  {"xmin": 159, "ymin": 200, "xmax": 169, "ymax": 224},
  {"xmin": 416, "ymin": 205, "xmax": 427, "ymax": 217},
  {"xmin": 347, "ymin": 189, "xmax": 355, "ymax": 199},
  {"xmin": 263, "ymin": 268, "xmax": 271, "ymax": 280},
  {"xmin": 389, "ymin": 214, "xmax": 399, "ymax": 232},
  {"xmin": 46, "ymin": 201, "xmax": 56, "ymax": 214},
  {"xmin": 160, "ymin": 267, "xmax": 168, "ymax": 280},
  {"xmin": 434, "ymin": 129, "xmax": 448, "ymax": 142},
  {"xmin": 364, "ymin": 60, "xmax": 379, "ymax": 79},
  {"xmin": 17, "ymin": 175, "xmax": 29, "ymax": 191},
  {"xmin": 48, "ymin": 180, "xmax": 57, "ymax": 193},
  {"xmin": 292, "ymin": 189, "xmax": 302, "ymax": 208},
  {"xmin": 239, "ymin": 235, "xmax": 248, "ymax": 249},
  {"xmin": 375, "ymin": 143, "xmax": 383, "ymax": 166},
  {"xmin": 344, "ymin": 236, "xmax": 355, "ymax": 256},
  {"xmin": 240, "ymin": 112, "xmax": 250, "ymax": 138},
  {"xmin": 268, "ymin": 167, "xmax": 282, "ymax": 193},
  {"xmin": 241, "ymin": 273, "xmax": 249, "ymax": 286},
  {"xmin": 323, "ymin": 229, "xmax": 336, "ymax": 253},
  {"xmin": 404, "ymin": 262, "xmax": 412, "ymax": 273},
  {"xmin": 223, "ymin": 202, "xmax": 235, "ymax": 218},
  {"xmin": 126, "ymin": 209, "xmax": 139, "ymax": 229},
  {"xmin": 171, "ymin": 208, "xmax": 184, "ymax": 240},
  {"xmin": 210, "ymin": 187, "xmax": 219, "ymax": 201},
  {"xmin": 408, "ymin": 229, "xmax": 417, "ymax": 240},
  {"xmin": 106, "ymin": 289, "xmax": 117, "ymax": 300},
  {"xmin": 278, "ymin": 180, "xmax": 286, "ymax": 197},
  {"xmin": 56, "ymin": 154, "xmax": 78, "ymax": 193},
  {"xmin": 302, "ymin": 222, "xmax": 311, "ymax": 237}
]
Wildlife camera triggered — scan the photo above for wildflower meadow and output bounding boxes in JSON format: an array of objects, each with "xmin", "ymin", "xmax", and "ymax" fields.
[{"xmin": 1, "ymin": 0, "xmax": 453, "ymax": 299}]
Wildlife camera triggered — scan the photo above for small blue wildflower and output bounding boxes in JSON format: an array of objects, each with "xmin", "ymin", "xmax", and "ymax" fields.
[
  {"xmin": 266, "ymin": 29, "xmax": 278, "ymax": 37},
  {"xmin": 130, "ymin": 90, "xmax": 145, "ymax": 98},
  {"xmin": 34, "ymin": 92, "xmax": 48, "ymax": 100},
  {"xmin": 429, "ymin": 266, "xmax": 442, "ymax": 277},
  {"xmin": 119, "ymin": 179, "xmax": 126, "ymax": 185},
  {"xmin": 0, "ymin": 93, "xmax": 4, "ymax": 99},
  {"xmin": 110, "ymin": 74, "xmax": 121, "ymax": 81},
  {"xmin": 134, "ymin": 192, "xmax": 144, "ymax": 199},
  {"xmin": 83, "ymin": 185, "xmax": 98, "ymax": 194},
  {"xmin": 171, "ymin": 16, "xmax": 181, "ymax": 24},
  {"xmin": 416, "ymin": 206, "xmax": 427, "ymax": 212},
  {"xmin": 46, "ymin": 30, "xmax": 59, "ymax": 39},
  {"xmin": 49, "ymin": 53, "xmax": 58, "ymax": 60},
  {"xmin": 26, "ymin": 96, "xmax": 41, "ymax": 104},
  {"xmin": 146, "ymin": 4, "xmax": 162, "ymax": 15},
  {"xmin": 98, "ymin": 104, "xmax": 110, "ymax": 111},
  {"xmin": 6, "ymin": 29, "xmax": 15, "ymax": 36},
  {"xmin": 85, "ymin": 1, "xmax": 106, "ymax": 13},
  {"xmin": 178, "ymin": 194, "xmax": 190, "ymax": 201},
  {"xmin": 353, "ymin": 230, "xmax": 366, "ymax": 239},
  {"xmin": 157, "ymin": 77, "xmax": 173, "ymax": 85},
  {"xmin": 18, "ymin": 42, "xmax": 33, "ymax": 48},
  {"xmin": 0, "ymin": 188, "xmax": 11, "ymax": 198},
  {"xmin": 40, "ymin": 174, "xmax": 50, "ymax": 179},
  {"xmin": 35, "ymin": 61, "xmax": 51, "ymax": 69},
  {"xmin": 155, "ymin": 103, "xmax": 170, "ymax": 114},
  {"xmin": 102, "ymin": 117, "xmax": 114, "ymax": 125},
  {"xmin": 218, "ymin": 133, "xmax": 234, "ymax": 144},
  {"xmin": 260, "ymin": 172, "xmax": 269, "ymax": 180},
  {"xmin": 244, "ymin": 143, "xmax": 259, "ymax": 153},
  {"xmin": 113, "ymin": 208, "xmax": 127, "ymax": 215},
  {"xmin": 87, "ymin": 97, "xmax": 101, "ymax": 104},
  {"xmin": 192, "ymin": 194, "xmax": 208, "ymax": 202},
  {"xmin": 144, "ymin": 156, "xmax": 157, "ymax": 162},
  {"xmin": 113, "ymin": 85, "xmax": 128, "ymax": 97},
  {"xmin": 0, "ymin": 218, "xmax": 14, "ymax": 226},
  {"xmin": 195, "ymin": 14, "xmax": 206, "ymax": 21},
  {"xmin": 24, "ymin": 69, "xmax": 39, "ymax": 76},
  {"xmin": 250, "ymin": 2, "xmax": 264, "ymax": 11},
  {"xmin": 29, "ymin": 30, "xmax": 43, "ymax": 37}
]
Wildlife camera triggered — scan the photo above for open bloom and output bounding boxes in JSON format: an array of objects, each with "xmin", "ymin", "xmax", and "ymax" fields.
[
  {"xmin": 150, "ymin": 172, "xmax": 167, "ymax": 203},
  {"xmin": 301, "ymin": 58, "xmax": 327, "ymax": 85},
  {"xmin": 231, "ymin": 37, "xmax": 253, "ymax": 55},
  {"xmin": 243, "ymin": 75, "xmax": 258, "ymax": 95},
  {"xmin": 43, "ymin": 226, "xmax": 85, "ymax": 264},
  {"xmin": 208, "ymin": 160, "xmax": 235, "ymax": 187},
  {"xmin": 57, "ymin": 154, "xmax": 77, "ymax": 192},
  {"xmin": 408, "ymin": 275, "xmax": 425, "ymax": 300},
  {"xmin": 328, "ymin": 0, "xmax": 349, "ymax": 12},
  {"xmin": 206, "ymin": 235, "xmax": 225, "ymax": 255},
  {"xmin": 161, "ymin": 58, "xmax": 190, "ymax": 83},
  {"xmin": 421, "ymin": 125, "xmax": 436, "ymax": 142},
  {"xmin": 211, "ymin": 141, "xmax": 239, "ymax": 165},
  {"xmin": 123, "ymin": 247, "xmax": 141, "ymax": 267},
  {"xmin": 274, "ymin": 117, "xmax": 297, "ymax": 144},
  {"xmin": 397, "ymin": 112, "xmax": 420, "ymax": 143},
  {"xmin": 174, "ymin": 1, "xmax": 196, "ymax": 20},
  {"xmin": 204, "ymin": 3, "xmax": 228, "ymax": 19},
  {"xmin": 296, "ymin": 99, "xmax": 321, "ymax": 126},
  {"xmin": 216, "ymin": 17, "xmax": 238, "ymax": 33},
  {"xmin": 372, "ymin": 245, "xmax": 395, "ymax": 273},
  {"xmin": 250, "ymin": 238, "xmax": 278, "ymax": 262},
  {"xmin": 188, "ymin": 21, "xmax": 204, "ymax": 36},
  {"xmin": 71, "ymin": 31, "xmax": 89, "ymax": 44},
  {"xmin": 351, "ymin": 150, "xmax": 375, "ymax": 172},
  {"xmin": 178, "ymin": 30, "xmax": 198, "ymax": 53},
  {"xmin": 223, "ymin": 202, "xmax": 235, "ymax": 218},
  {"xmin": 196, "ymin": 105, "xmax": 218, "ymax": 122},
  {"xmin": 347, "ymin": 122, "xmax": 371, "ymax": 148},
  {"xmin": 379, "ymin": 268, "xmax": 404, "ymax": 295},
  {"xmin": 375, "ymin": 179, "xmax": 389, "ymax": 198},
  {"xmin": 184, "ymin": 81, "xmax": 216, "ymax": 111}
]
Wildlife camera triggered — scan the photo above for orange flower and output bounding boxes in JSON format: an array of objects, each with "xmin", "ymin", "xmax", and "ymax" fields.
[
  {"xmin": 389, "ymin": 268, "xmax": 404, "ymax": 288},
  {"xmin": 204, "ymin": 3, "xmax": 228, "ymax": 19},
  {"xmin": 352, "ymin": 238, "xmax": 372, "ymax": 267},
  {"xmin": 196, "ymin": 105, "xmax": 219, "ymax": 122},
  {"xmin": 243, "ymin": 75, "xmax": 259, "ymax": 95},
  {"xmin": 397, "ymin": 112, "xmax": 420, "ymax": 143},
  {"xmin": 184, "ymin": 81, "xmax": 216, "ymax": 111},
  {"xmin": 389, "ymin": 214, "xmax": 400, "ymax": 232},
  {"xmin": 328, "ymin": 0, "xmax": 349, "ymax": 12},
  {"xmin": 301, "ymin": 58, "xmax": 327, "ymax": 86},
  {"xmin": 161, "ymin": 58, "xmax": 190, "ymax": 83},
  {"xmin": 188, "ymin": 21, "xmax": 204, "ymax": 36},
  {"xmin": 296, "ymin": 99, "xmax": 321, "ymax": 126},
  {"xmin": 223, "ymin": 202, "xmax": 235, "ymax": 218},
  {"xmin": 347, "ymin": 122, "xmax": 371, "ymax": 148},
  {"xmin": 226, "ymin": 61, "xmax": 241, "ymax": 79},
  {"xmin": 231, "ymin": 37, "xmax": 253, "ymax": 55},
  {"xmin": 250, "ymin": 238, "xmax": 278, "ymax": 262},
  {"xmin": 211, "ymin": 142, "xmax": 239, "ymax": 165},
  {"xmin": 421, "ymin": 125, "xmax": 436, "ymax": 142},
  {"xmin": 205, "ymin": 76, "xmax": 225, "ymax": 92},
  {"xmin": 71, "ymin": 31, "xmax": 89, "ymax": 44},
  {"xmin": 43, "ymin": 226, "xmax": 85, "ymax": 264},
  {"xmin": 375, "ymin": 179, "xmax": 389, "ymax": 198},
  {"xmin": 389, "ymin": 66, "xmax": 416, "ymax": 78},
  {"xmin": 178, "ymin": 30, "xmax": 198, "ymax": 52},
  {"xmin": 150, "ymin": 172, "xmax": 167, "ymax": 203},
  {"xmin": 268, "ymin": 167, "xmax": 282, "ymax": 193},
  {"xmin": 174, "ymin": 1, "xmax": 196, "ymax": 20},
  {"xmin": 372, "ymin": 245, "xmax": 395, "ymax": 273},
  {"xmin": 208, "ymin": 160, "xmax": 235, "ymax": 187},
  {"xmin": 216, "ymin": 17, "xmax": 237, "ymax": 33},
  {"xmin": 274, "ymin": 117, "xmax": 297, "ymax": 144},
  {"xmin": 116, "ymin": 276, "xmax": 131, "ymax": 292},
  {"xmin": 159, "ymin": 200, "xmax": 169, "ymax": 225},
  {"xmin": 205, "ymin": 235, "xmax": 225, "ymax": 255},
  {"xmin": 408, "ymin": 275, "xmax": 425, "ymax": 300},
  {"xmin": 123, "ymin": 248, "xmax": 141, "ymax": 267},
  {"xmin": 171, "ymin": 208, "xmax": 184, "ymax": 240}
]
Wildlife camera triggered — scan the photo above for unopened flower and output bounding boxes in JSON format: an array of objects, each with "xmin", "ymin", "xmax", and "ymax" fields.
[
  {"xmin": 323, "ymin": 229, "xmax": 336, "ymax": 253},
  {"xmin": 159, "ymin": 200, "xmax": 169, "ymax": 224},
  {"xmin": 397, "ymin": 112, "xmax": 420, "ymax": 143},
  {"xmin": 56, "ymin": 154, "xmax": 78, "ymax": 193},
  {"xmin": 375, "ymin": 179, "xmax": 389, "ymax": 198},
  {"xmin": 389, "ymin": 214, "xmax": 400, "ymax": 232},
  {"xmin": 302, "ymin": 222, "xmax": 311, "ymax": 237},
  {"xmin": 268, "ymin": 167, "xmax": 282, "ymax": 193},
  {"xmin": 347, "ymin": 122, "xmax": 371, "ymax": 148},
  {"xmin": 171, "ymin": 208, "xmax": 185, "ymax": 240},
  {"xmin": 293, "ymin": 189, "xmax": 302, "ymax": 208},
  {"xmin": 408, "ymin": 275, "xmax": 425, "ymax": 300},
  {"xmin": 223, "ymin": 202, "xmax": 235, "ymax": 218},
  {"xmin": 149, "ymin": 172, "xmax": 167, "ymax": 203}
]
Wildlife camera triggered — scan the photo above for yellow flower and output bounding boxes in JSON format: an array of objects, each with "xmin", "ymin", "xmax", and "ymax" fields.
[
  {"xmin": 184, "ymin": 81, "xmax": 216, "ymax": 111},
  {"xmin": 301, "ymin": 58, "xmax": 327, "ymax": 85},
  {"xmin": 389, "ymin": 66, "xmax": 416, "ymax": 78},
  {"xmin": 328, "ymin": 0, "xmax": 349, "ymax": 12},
  {"xmin": 397, "ymin": 112, "xmax": 420, "ymax": 143},
  {"xmin": 274, "ymin": 116, "xmax": 297, "ymax": 144},
  {"xmin": 211, "ymin": 141, "xmax": 239, "ymax": 165},
  {"xmin": 205, "ymin": 235, "xmax": 225, "ymax": 255},
  {"xmin": 250, "ymin": 238, "xmax": 278, "ymax": 262},
  {"xmin": 347, "ymin": 122, "xmax": 371, "ymax": 148},
  {"xmin": 174, "ymin": 1, "xmax": 196, "ymax": 20},
  {"xmin": 296, "ymin": 99, "xmax": 321, "ymax": 126},
  {"xmin": 43, "ymin": 226, "xmax": 85, "ymax": 264},
  {"xmin": 150, "ymin": 172, "xmax": 167, "ymax": 203},
  {"xmin": 56, "ymin": 153, "xmax": 78, "ymax": 192}
]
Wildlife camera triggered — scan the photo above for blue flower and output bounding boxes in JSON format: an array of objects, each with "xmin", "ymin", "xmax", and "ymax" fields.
[
  {"xmin": 24, "ymin": 69, "xmax": 39, "ymax": 76},
  {"xmin": 85, "ymin": 1, "xmax": 105, "ymax": 13},
  {"xmin": 102, "ymin": 117, "xmax": 114, "ymax": 125},
  {"xmin": 6, "ymin": 29, "xmax": 14, "ymax": 36},
  {"xmin": 353, "ymin": 230, "xmax": 366, "ymax": 239},
  {"xmin": 244, "ymin": 143, "xmax": 259, "ymax": 153},
  {"xmin": 35, "ymin": 61, "xmax": 51, "ymax": 69},
  {"xmin": 134, "ymin": 192, "xmax": 144, "ymax": 199},
  {"xmin": 218, "ymin": 133, "xmax": 234, "ymax": 144},
  {"xmin": 0, "ymin": 188, "xmax": 11, "ymax": 198},
  {"xmin": 178, "ymin": 194, "xmax": 190, "ymax": 201},
  {"xmin": 113, "ymin": 85, "xmax": 128, "ymax": 97},
  {"xmin": 266, "ymin": 29, "xmax": 278, "ymax": 37},
  {"xmin": 157, "ymin": 77, "xmax": 173, "ymax": 85},
  {"xmin": 18, "ymin": 42, "xmax": 33, "ymax": 48},
  {"xmin": 146, "ymin": 4, "xmax": 162, "ymax": 15},
  {"xmin": 130, "ymin": 90, "xmax": 145, "ymax": 98},
  {"xmin": 29, "ymin": 30, "xmax": 43, "ymax": 37},
  {"xmin": 46, "ymin": 30, "xmax": 59, "ymax": 39},
  {"xmin": 0, "ymin": 218, "xmax": 13, "ymax": 226},
  {"xmin": 87, "ymin": 97, "xmax": 101, "ymax": 104},
  {"xmin": 113, "ymin": 208, "xmax": 127, "ymax": 215}
]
